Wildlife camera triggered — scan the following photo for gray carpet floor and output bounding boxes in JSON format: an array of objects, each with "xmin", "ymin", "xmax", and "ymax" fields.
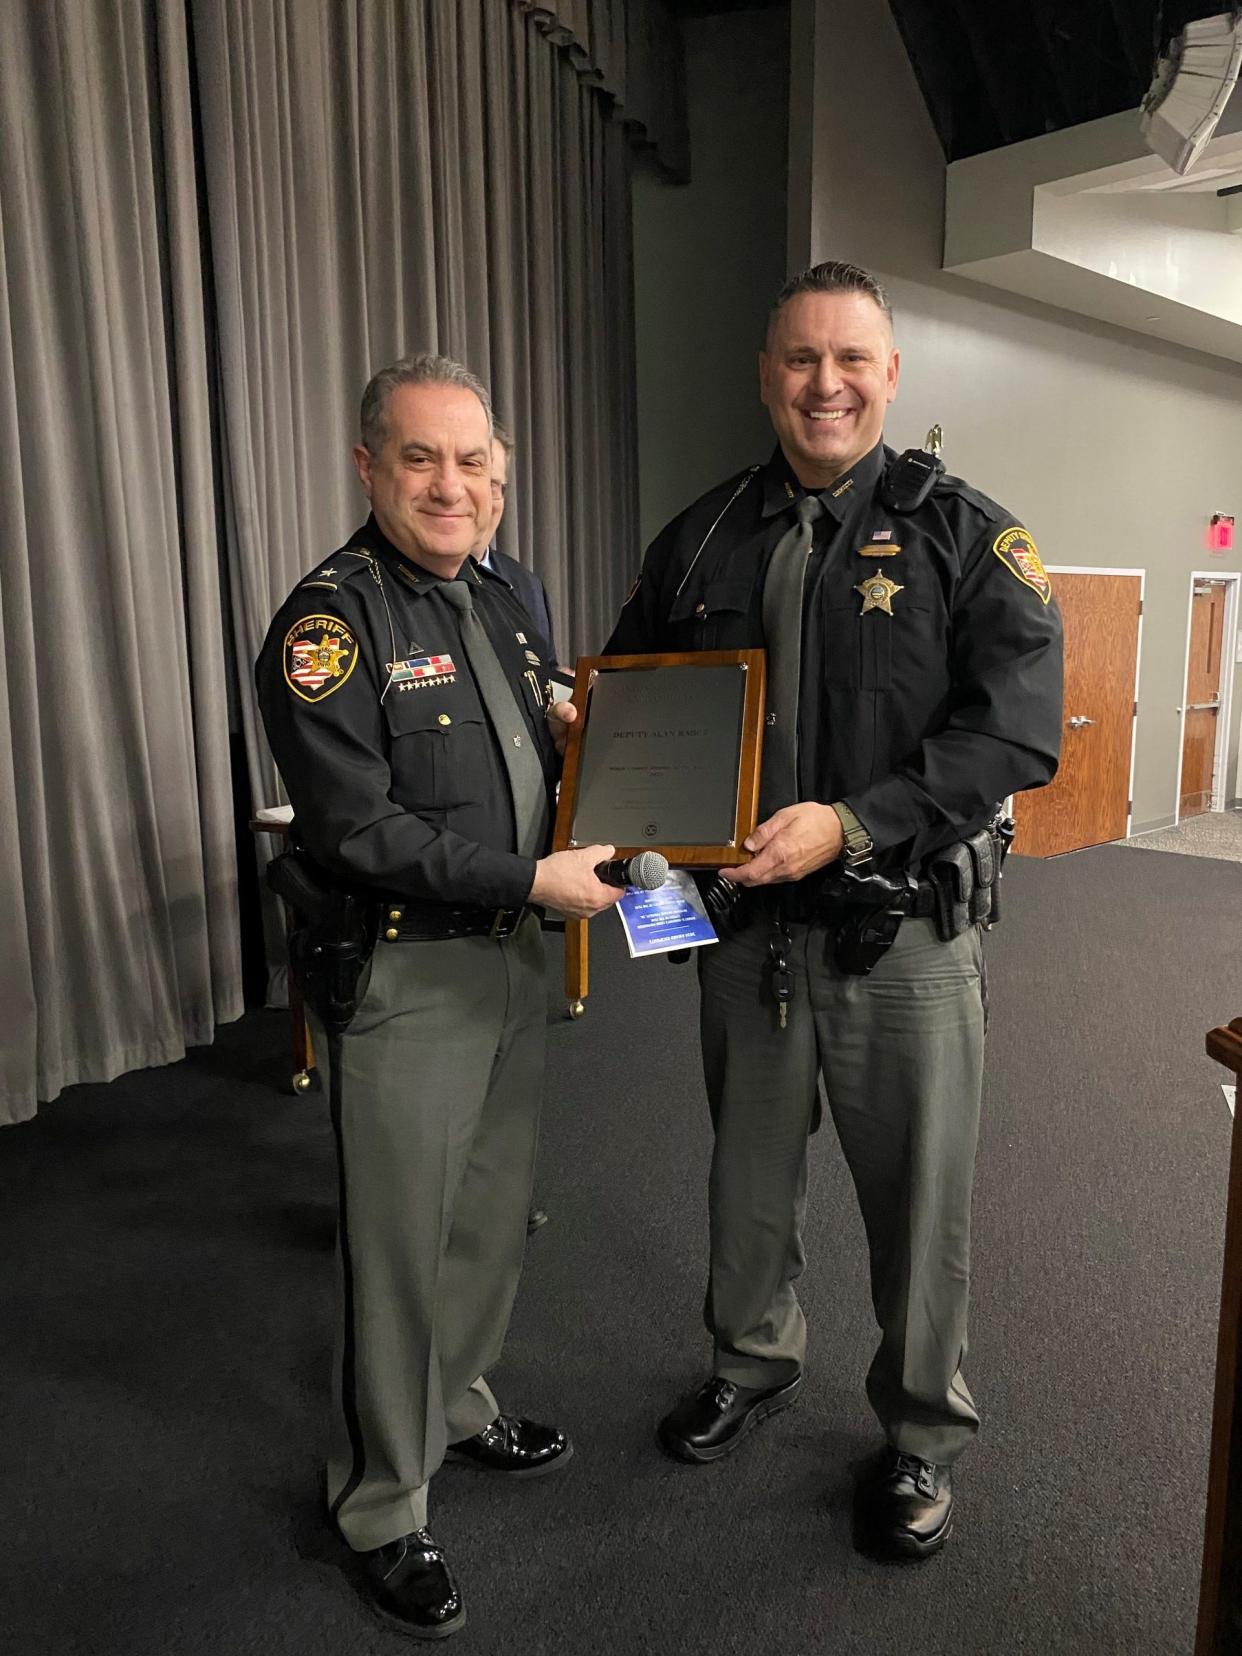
[
  {"xmin": 1121, "ymin": 808, "xmax": 1242, "ymax": 862},
  {"xmin": 2, "ymin": 846, "xmax": 1239, "ymax": 1655}
]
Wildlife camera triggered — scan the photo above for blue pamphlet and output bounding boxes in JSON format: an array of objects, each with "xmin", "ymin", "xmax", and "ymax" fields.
[{"xmin": 616, "ymin": 870, "xmax": 719, "ymax": 959}]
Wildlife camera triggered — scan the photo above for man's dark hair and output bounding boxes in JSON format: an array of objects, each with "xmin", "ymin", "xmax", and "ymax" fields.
[
  {"xmin": 359, "ymin": 352, "xmax": 493, "ymax": 458},
  {"xmin": 767, "ymin": 261, "xmax": 893, "ymax": 342}
]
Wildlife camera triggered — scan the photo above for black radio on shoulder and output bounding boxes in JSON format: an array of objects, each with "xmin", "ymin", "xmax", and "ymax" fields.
[{"xmin": 879, "ymin": 423, "xmax": 945, "ymax": 514}]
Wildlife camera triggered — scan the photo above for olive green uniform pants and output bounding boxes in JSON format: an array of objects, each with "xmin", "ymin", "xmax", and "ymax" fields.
[
  {"xmin": 698, "ymin": 914, "xmax": 985, "ymax": 1466},
  {"xmin": 308, "ymin": 913, "xmax": 546, "ymax": 1553}
]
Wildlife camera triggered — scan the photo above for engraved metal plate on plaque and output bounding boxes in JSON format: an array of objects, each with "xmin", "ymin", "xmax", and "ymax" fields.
[{"xmin": 569, "ymin": 663, "xmax": 746, "ymax": 848}]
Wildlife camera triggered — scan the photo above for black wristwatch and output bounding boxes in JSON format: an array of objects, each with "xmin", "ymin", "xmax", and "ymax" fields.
[{"xmin": 831, "ymin": 801, "xmax": 874, "ymax": 870}]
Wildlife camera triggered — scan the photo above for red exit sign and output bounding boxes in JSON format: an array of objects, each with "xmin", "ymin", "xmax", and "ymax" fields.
[{"xmin": 1208, "ymin": 513, "xmax": 1235, "ymax": 554}]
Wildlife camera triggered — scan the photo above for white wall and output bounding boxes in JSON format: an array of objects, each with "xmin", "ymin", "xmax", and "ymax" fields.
[
  {"xmin": 1035, "ymin": 188, "xmax": 1242, "ymax": 327},
  {"xmin": 795, "ymin": 0, "xmax": 1242, "ymax": 827}
]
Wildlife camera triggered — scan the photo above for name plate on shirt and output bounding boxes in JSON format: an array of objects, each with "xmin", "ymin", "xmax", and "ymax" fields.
[{"xmin": 552, "ymin": 650, "xmax": 765, "ymax": 867}]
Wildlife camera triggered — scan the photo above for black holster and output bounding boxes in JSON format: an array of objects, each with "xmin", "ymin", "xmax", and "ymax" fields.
[
  {"xmin": 820, "ymin": 865, "xmax": 917, "ymax": 976},
  {"xmin": 267, "ymin": 850, "xmax": 379, "ymax": 1035}
]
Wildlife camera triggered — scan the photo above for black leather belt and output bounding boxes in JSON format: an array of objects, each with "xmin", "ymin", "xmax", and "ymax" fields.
[
  {"xmin": 812, "ymin": 880, "xmax": 938, "ymax": 921},
  {"xmin": 378, "ymin": 902, "xmax": 532, "ymax": 942},
  {"xmin": 751, "ymin": 879, "xmax": 939, "ymax": 924}
]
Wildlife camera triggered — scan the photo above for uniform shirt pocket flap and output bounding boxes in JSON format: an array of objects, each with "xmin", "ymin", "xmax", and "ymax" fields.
[
  {"xmin": 383, "ymin": 689, "xmax": 486, "ymax": 735},
  {"xmin": 667, "ymin": 575, "xmax": 756, "ymax": 625}
]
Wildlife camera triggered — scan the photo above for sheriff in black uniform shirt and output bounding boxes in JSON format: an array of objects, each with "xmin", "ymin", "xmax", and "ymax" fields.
[
  {"xmin": 584, "ymin": 262, "xmax": 1062, "ymax": 1561},
  {"xmin": 256, "ymin": 355, "xmax": 618, "ymax": 1641},
  {"xmin": 262, "ymin": 512, "xmax": 555, "ymax": 907}
]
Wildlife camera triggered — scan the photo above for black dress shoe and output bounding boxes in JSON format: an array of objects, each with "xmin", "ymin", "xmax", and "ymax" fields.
[
  {"xmin": 445, "ymin": 1414, "xmax": 572, "ymax": 1476},
  {"xmin": 526, "ymin": 1207, "xmax": 549, "ymax": 1234},
  {"xmin": 363, "ymin": 1529, "xmax": 465, "ymax": 1640},
  {"xmin": 856, "ymin": 1449, "xmax": 954, "ymax": 1560},
  {"xmin": 658, "ymin": 1372, "xmax": 802, "ymax": 1464}
]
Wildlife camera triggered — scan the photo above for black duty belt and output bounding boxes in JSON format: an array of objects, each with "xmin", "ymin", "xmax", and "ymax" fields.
[
  {"xmin": 750, "ymin": 881, "xmax": 938, "ymax": 924},
  {"xmin": 828, "ymin": 887, "xmax": 953, "ymax": 927},
  {"xmin": 814, "ymin": 880, "xmax": 938, "ymax": 921},
  {"xmin": 378, "ymin": 901, "xmax": 532, "ymax": 942}
]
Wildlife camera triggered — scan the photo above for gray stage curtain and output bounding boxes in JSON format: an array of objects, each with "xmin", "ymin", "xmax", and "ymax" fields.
[
  {"xmin": 517, "ymin": 1, "xmax": 690, "ymax": 179},
  {"xmin": 0, "ymin": 0, "xmax": 241, "ymax": 1123},
  {"xmin": 192, "ymin": 0, "xmax": 650, "ymax": 866}
]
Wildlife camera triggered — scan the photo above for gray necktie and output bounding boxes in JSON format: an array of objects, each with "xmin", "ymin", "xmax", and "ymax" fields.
[
  {"xmin": 759, "ymin": 493, "xmax": 824, "ymax": 817},
  {"xmin": 439, "ymin": 579, "xmax": 550, "ymax": 860}
]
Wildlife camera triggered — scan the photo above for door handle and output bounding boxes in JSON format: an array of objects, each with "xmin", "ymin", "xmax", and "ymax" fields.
[
  {"xmin": 1067, "ymin": 715, "xmax": 1095, "ymax": 729},
  {"xmin": 1186, "ymin": 700, "xmax": 1221, "ymax": 711}
]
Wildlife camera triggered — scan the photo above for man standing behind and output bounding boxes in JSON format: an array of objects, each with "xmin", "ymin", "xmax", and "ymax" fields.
[
  {"xmin": 595, "ymin": 262, "xmax": 1062, "ymax": 1559},
  {"xmin": 473, "ymin": 421, "xmax": 558, "ymax": 665},
  {"xmin": 256, "ymin": 354, "xmax": 619, "ymax": 1638}
]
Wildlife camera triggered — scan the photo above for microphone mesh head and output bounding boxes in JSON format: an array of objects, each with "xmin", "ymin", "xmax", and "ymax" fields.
[{"xmin": 630, "ymin": 851, "xmax": 669, "ymax": 890}]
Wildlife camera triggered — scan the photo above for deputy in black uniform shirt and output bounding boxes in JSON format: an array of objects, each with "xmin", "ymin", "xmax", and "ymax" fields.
[
  {"xmin": 256, "ymin": 354, "xmax": 619, "ymax": 1639},
  {"xmin": 589, "ymin": 262, "xmax": 1063, "ymax": 1559}
]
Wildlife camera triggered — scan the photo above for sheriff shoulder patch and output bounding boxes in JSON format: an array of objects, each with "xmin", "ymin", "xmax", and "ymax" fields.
[
  {"xmin": 992, "ymin": 527, "xmax": 1051, "ymax": 604},
  {"xmin": 284, "ymin": 615, "xmax": 359, "ymax": 701}
]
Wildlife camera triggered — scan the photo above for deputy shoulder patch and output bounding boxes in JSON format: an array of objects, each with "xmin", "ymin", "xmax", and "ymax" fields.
[
  {"xmin": 992, "ymin": 527, "xmax": 1051, "ymax": 605},
  {"xmin": 284, "ymin": 615, "xmax": 359, "ymax": 701}
]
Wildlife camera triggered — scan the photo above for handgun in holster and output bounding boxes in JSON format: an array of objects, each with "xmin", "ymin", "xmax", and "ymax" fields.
[
  {"xmin": 821, "ymin": 864, "xmax": 917, "ymax": 976},
  {"xmin": 267, "ymin": 849, "xmax": 379, "ymax": 1035}
]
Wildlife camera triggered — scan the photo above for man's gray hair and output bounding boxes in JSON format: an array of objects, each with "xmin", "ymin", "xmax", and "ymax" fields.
[
  {"xmin": 491, "ymin": 419, "xmax": 515, "ymax": 460},
  {"xmin": 767, "ymin": 261, "xmax": 893, "ymax": 341},
  {"xmin": 360, "ymin": 352, "xmax": 493, "ymax": 457}
]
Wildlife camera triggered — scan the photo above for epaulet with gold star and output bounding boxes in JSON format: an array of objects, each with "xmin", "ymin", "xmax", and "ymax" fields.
[{"xmin": 298, "ymin": 545, "xmax": 377, "ymax": 592}]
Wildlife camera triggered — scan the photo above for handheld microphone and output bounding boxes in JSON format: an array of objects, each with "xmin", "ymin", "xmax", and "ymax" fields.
[{"xmin": 594, "ymin": 850, "xmax": 669, "ymax": 890}]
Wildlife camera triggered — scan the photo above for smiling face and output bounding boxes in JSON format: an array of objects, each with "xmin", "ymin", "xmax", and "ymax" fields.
[
  {"xmin": 759, "ymin": 289, "xmax": 900, "ymax": 488},
  {"xmin": 353, "ymin": 381, "xmax": 492, "ymax": 577}
]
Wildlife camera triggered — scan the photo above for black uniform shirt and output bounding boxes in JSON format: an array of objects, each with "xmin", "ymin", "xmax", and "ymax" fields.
[
  {"xmin": 606, "ymin": 442, "xmax": 1063, "ymax": 871},
  {"xmin": 255, "ymin": 516, "xmax": 559, "ymax": 908}
]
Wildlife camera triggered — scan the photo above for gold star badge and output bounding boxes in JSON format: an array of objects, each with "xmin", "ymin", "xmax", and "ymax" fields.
[{"xmin": 854, "ymin": 573, "xmax": 903, "ymax": 616}]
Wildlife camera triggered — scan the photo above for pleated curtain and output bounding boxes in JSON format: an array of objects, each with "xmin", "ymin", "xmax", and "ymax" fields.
[{"xmin": 0, "ymin": 0, "xmax": 239, "ymax": 1122}]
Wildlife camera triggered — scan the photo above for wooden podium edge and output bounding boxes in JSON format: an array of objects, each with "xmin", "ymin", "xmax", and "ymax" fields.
[{"xmin": 1196, "ymin": 1018, "xmax": 1242, "ymax": 1654}]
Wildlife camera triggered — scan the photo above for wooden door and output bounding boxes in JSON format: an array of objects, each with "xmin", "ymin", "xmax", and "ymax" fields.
[
  {"xmin": 1013, "ymin": 572, "xmax": 1140, "ymax": 858},
  {"xmin": 1181, "ymin": 582, "xmax": 1228, "ymax": 820}
]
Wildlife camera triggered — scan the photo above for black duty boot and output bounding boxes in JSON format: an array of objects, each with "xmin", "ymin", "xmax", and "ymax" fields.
[
  {"xmin": 363, "ymin": 1530, "xmax": 465, "ymax": 1640},
  {"xmin": 445, "ymin": 1414, "xmax": 572, "ymax": 1476},
  {"xmin": 657, "ymin": 1373, "xmax": 802, "ymax": 1464},
  {"xmin": 856, "ymin": 1449, "xmax": 954, "ymax": 1561}
]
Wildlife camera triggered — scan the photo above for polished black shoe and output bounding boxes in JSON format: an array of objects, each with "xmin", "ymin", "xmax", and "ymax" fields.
[
  {"xmin": 526, "ymin": 1207, "xmax": 549, "ymax": 1235},
  {"xmin": 363, "ymin": 1529, "xmax": 465, "ymax": 1640},
  {"xmin": 856, "ymin": 1449, "xmax": 954, "ymax": 1560},
  {"xmin": 657, "ymin": 1372, "xmax": 802, "ymax": 1464},
  {"xmin": 445, "ymin": 1414, "xmax": 572, "ymax": 1477}
]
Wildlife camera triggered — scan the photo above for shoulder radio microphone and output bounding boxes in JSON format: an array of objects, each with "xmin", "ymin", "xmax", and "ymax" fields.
[
  {"xmin": 594, "ymin": 851, "xmax": 670, "ymax": 890},
  {"xmin": 879, "ymin": 422, "xmax": 945, "ymax": 513}
]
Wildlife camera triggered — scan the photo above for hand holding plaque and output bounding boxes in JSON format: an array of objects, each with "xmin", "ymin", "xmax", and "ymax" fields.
[{"xmin": 723, "ymin": 800, "xmax": 846, "ymax": 885}]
